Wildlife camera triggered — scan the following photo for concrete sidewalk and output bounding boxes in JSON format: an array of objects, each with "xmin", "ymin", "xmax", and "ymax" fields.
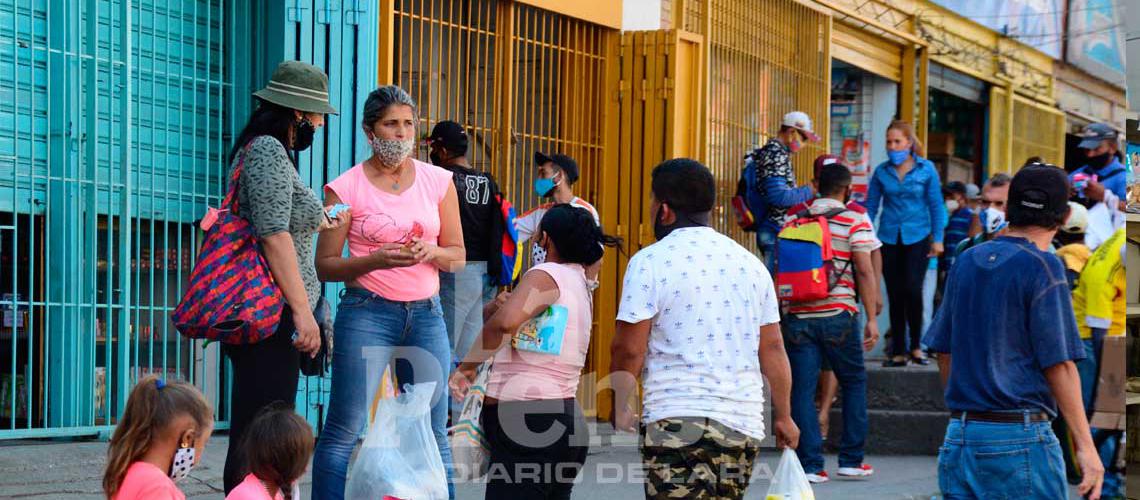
[{"xmin": 0, "ymin": 426, "xmax": 943, "ymax": 499}]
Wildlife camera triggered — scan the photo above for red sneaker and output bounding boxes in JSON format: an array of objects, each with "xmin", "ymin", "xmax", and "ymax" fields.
[
  {"xmin": 837, "ymin": 464, "xmax": 875, "ymax": 478},
  {"xmin": 805, "ymin": 470, "xmax": 830, "ymax": 483}
]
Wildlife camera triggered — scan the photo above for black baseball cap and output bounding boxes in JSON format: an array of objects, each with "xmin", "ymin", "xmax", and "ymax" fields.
[
  {"xmin": 1008, "ymin": 164, "xmax": 1070, "ymax": 218},
  {"xmin": 534, "ymin": 151, "xmax": 580, "ymax": 184},
  {"xmin": 942, "ymin": 181, "xmax": 967, "ymax": 197},
  {"xmin": 426, "ymin": 120, "xmax": 468, "ymax": 153},
  {"xmin": 1077, "ymin": 122, "xmax": 1118, "ymax": 149}
]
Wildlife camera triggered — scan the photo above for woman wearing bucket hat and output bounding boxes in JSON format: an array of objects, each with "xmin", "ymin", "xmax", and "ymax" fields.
[
  {"xmin": 313, "ymin": 85, "xmax": 465, "ymax": 499},
  {"xmin": 221, "ymin": 60, "xmax": 347, "ymax": 494}
]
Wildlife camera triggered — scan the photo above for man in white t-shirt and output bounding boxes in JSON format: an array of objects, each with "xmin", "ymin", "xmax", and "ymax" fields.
[
  {"xmin": 611, "ymin": 158, "xmax": 799, "ymax": 500},
  {"xmin": 515, "ymin": 152, "xmax": 600, "ymax": 266}
]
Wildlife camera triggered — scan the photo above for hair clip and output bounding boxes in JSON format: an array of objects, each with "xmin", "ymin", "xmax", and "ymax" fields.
[{"xmin": 155, "ymin": 378, "xmax": 166, "ymax": 390}]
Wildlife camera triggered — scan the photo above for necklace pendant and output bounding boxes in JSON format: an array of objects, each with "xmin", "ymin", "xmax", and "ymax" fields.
[{"xmin": 393, "ymin": 182, "xmax": 400, "ymax": 190}]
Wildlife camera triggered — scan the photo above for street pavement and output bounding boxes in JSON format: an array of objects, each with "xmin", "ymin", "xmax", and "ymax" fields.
[{"xmin": 0, "ymin": 428, "xmax": 944, "ymax": 499}]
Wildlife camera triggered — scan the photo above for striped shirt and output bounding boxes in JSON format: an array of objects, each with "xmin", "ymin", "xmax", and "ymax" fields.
[{"xmin": 784, "ymin": 198, "xmax": 881, "ymax": 318}]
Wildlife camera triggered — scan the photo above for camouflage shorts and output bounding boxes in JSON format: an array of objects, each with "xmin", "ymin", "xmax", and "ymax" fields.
[{"xmin": 640, "ymin": 417, "xmax": 760, "ymax": 500}]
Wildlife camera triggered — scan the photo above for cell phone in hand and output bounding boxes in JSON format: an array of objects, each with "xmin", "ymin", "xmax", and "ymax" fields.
[{"xmin": 326, "ymin": 203, "xmax": 350, "ymax": 218}]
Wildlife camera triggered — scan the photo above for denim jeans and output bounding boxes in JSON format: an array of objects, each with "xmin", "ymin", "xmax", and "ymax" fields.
[
  {"xmin": 756, "ymin": 229, "xmax": 777, "ymax": 274},
  {"xmin": 439, "ymin": 262, "xmax": 496, "ymax": 367},
  {"xmin": 937, "ymin": 415, "xmax": 1067, "ymax": 499},
  {"xmin": 311, "ymin": 288, "xmax": 455, "ymax": 500},
  {"xmin": 440, "ymin": 262, "xmax": 497, "ymax": 414},
  {"xmin": 783, "ymin": 312, "xmax": 868, "ymax": 473}
]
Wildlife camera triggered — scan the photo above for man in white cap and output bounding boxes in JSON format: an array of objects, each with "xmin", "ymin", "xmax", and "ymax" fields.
[
  {"xmin": 964, "ymin": 183, "xmax": 982, "ymax": 227},
  {"xmin": 745, "ymin": 111, "xmax": 820, "ymax": 271}
]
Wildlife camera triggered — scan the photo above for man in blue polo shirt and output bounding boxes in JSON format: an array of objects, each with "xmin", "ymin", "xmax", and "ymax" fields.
[
  {"xmin": 924, "ymin": 164, "xmax": 1104, "ymax": 499},
  {"xmin": 1070, "ymin": 123, "xmax": 1126, "ymax": 209}
]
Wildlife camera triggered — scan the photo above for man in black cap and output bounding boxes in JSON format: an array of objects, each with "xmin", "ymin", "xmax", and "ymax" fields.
[
  {"xmin": 426, "ymin": 120, "xmax": 504, "ymax": 401},
  {"xmin": 1070, "ymin": 122, "xmax": 1126, "ymax": 209},
  {"xmin": 923, "ymin": 164, "xmax": 1103, "ymax": 499},
  {"xmin": 516, "ymin": 152, "xmax": 600, "ymax": 268}
]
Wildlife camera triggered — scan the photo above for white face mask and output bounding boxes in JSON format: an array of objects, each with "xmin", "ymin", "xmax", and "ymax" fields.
[
  {"xmin": 369, "ymin": 135, "xmax": 415, "ymax": 167},
  {"xmin": 945, "ymin": 200, "xmax": 960, "ymax": 213},
  {"xmin": 169, "ymin": 445, "xmax": 196, "ymax": 482}
]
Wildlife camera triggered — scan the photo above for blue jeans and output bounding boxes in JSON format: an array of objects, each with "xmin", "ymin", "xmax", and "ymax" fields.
[
  {"xmin": 783, "ymin": 312, "xmax": 868, "ymax": 473},
  {"xmin": 937, "ymin": 415, "xmax": 1067, "ymax": 499},
  {"xmin": 1073, "ymin": 332, "xmax": 1124, "ymax": 498},
  {"xmin": 757, "ymin": 229, "xmax": 777, "ymax": 274},
  {"xmin": 440, "ymin": 262, "xmax": 497, "ymax": 414},
  {"xmin": 311, "ymin": 288, "xmax": 455, "ymax": 500}
]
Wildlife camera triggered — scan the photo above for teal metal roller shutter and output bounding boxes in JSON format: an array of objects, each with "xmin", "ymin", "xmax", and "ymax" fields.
[
  {"xmin": 279, "ymin": 0, "xmax": 378, "ymax": 431},
  {"xmin": 0, "ymin": 0, "xmax": 245, "ymax": 438}
]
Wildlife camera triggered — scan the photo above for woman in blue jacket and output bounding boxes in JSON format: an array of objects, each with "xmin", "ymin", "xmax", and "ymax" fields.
[{"xmin": 863, "ymin": 120, "xmax": 948, "ymax": 367}]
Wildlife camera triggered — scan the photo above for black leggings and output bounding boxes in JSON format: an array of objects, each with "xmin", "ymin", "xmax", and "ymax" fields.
[
  {"xmin": 881, "ymin": 239, "xmax": 930, "ymax": 356},
  {"xmin": 482, "ymin": 398, "xmax": 590, "ymax": 500},
  {"xmin": 221, "ymin": 310, "xmax": 299, "ymax": 494}
]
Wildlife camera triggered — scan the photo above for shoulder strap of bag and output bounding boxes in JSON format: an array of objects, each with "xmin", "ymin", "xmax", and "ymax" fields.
[
  {"xmin": 1098, "ymin": 166, "xmax": 1125, "ymax": 183},
  {"xmin": 817, "ymin": 206, "xmax": 852, "ymax": 291},
  {"xmin": 221, "ymin": 143, "xmax": 256, "ymax": 213}
]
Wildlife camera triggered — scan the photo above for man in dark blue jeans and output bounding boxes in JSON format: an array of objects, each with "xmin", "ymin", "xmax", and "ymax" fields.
[
  {"xmin": 783, "ymin": 164, "xmax": 881, "ymax": 483},
  {"xmin": 923, "ymin": 164, "xmax": 1104, "ymax": 499}
]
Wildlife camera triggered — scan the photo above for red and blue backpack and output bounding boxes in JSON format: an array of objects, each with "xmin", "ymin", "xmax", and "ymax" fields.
[
  {"xmin": 775, "ymin": 207, "xmax": 850, "ymax": 302},
  {"xmin": 173, "ymin": 147, "xmax": 283, "ymax": 344}
]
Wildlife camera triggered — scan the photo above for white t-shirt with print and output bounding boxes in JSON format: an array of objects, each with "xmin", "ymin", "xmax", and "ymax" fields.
[
  {"xmin": 616, "ymin": 226, "xmax": 780, "ymax": 440},
  {"xmin": 515, "ymin": 197, "xmax": 600, "ymax": 265}
]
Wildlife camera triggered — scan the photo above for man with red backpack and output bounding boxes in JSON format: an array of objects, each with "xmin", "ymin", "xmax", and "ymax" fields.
[{"xmin": 778, "ymin": 162, "xmax": 881, "ymax": 484}]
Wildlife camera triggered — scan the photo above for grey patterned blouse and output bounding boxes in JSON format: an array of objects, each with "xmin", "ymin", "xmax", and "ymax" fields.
[{"xmin": 232, "ymin": 135, "xmax": 324, "ymax": 309}]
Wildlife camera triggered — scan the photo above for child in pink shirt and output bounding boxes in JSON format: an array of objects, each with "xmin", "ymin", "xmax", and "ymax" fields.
[
  {"xmin": 104, "ymin": 376, "xmax": 214, "ymax": 500},
  {"xmin": 225, "ymin": 405, "xmax": 314, "ymax": 500}
]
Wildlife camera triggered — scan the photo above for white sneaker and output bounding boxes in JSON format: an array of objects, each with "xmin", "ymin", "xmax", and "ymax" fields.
[
  {"xmin": 805, "ymin": 470, "xmax": 830, "ymax": 483},
  {"xmin": 837, "ymin": 464, "xmax": 875, "ymax": 478}
]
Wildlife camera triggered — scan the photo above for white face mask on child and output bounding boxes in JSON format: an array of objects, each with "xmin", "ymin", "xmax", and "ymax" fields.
[{"xmin": 169, "ymin": 445, "xmax": 196, "ymax": 482}]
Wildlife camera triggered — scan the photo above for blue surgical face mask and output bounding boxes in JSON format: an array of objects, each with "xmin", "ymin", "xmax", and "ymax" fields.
[
  {"xmin": 534, "ymin": 174, "xmax": 559, "ymax": 198},
  {"xmin": 887, "ymin": 149, "xmax": 910, "ymax": 166}
]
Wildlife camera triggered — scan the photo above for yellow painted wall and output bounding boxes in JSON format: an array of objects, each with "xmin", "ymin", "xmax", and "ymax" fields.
[{"xmin": 516, "ymin": 0, "xmax": 624, "ymax": 29}]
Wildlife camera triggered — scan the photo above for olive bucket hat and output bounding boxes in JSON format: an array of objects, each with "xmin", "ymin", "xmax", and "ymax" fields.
[{"xmin": 253, "ymin": 60, "xmax": 338, "ymax": 115}]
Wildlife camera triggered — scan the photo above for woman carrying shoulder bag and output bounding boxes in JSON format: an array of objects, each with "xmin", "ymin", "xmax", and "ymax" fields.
[{"xmin": 221, "ymin": 61, "xmax": 348, "ymax": 494}]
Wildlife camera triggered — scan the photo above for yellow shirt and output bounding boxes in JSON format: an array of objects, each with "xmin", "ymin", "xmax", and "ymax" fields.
[
  {"xmin": 1072, "ymin": 228, "xmax": 1125, "ymax": 339},
  {"xmin": 1056, "ymin": 243, "xmax": 1091, "ymax": 275}
]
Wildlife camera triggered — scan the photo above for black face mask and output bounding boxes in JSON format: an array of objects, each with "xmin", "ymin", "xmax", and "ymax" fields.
[
  {"xmin": 1087, "ymin": 151, "xmax": 1112, "ymax": 171},
  {"xmin": 653, "ymin": 204, "xmax": 710, "ymax": 241},
  {"xmin": 429, "ymin": 151, "xmax": 442, "ymax": 166},
  {"xmin": 294, "ymin": 118, "xmax": 316, "ymax": 152}
]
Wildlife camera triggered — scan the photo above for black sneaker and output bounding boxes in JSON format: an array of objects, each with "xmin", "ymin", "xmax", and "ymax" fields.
[{"xmin": 882, "ymin": 357, "xmax": 908, "ymax": 367}]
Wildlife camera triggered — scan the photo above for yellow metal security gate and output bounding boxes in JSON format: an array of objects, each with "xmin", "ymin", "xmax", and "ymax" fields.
[
  {"xmin": 988, "ymin": 87, "xmax": 1066, "ymax": 175},
  {"xmin": 702, "ymin": 0, "xmax": 831, "ymax": 246},
  {"xmin": 383, "ymin": 0, "xmax": 619, "ymax": 415}
]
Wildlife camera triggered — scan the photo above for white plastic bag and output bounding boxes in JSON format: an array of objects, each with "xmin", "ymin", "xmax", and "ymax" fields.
[
  {"xmin": 448, "ymin": 360, "xmax": 492, "ymax": 481},
  {"xmin": 765, "ymin": 448, "xmax": 815, "ymax": 500},
  {"xmin": 346, "ymin": 381, "xmax": 448, "ymax": 500}
]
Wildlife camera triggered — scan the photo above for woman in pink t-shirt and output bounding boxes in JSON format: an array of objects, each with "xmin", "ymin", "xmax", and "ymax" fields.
[
  {"xmin": 449, "ymin": 204, "xmax": 621, "ymax": 499},
  {"xmin": 103, "ymin": 376, "xmax": 213, "ymax": 500},
  {"xmin": 312, "ymin": 86, "xmax": 465, "ymax": 499}
]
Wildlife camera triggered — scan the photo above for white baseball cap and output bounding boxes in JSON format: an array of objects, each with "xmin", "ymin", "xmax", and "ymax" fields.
[
  {"xmin": 782, "ymin": 111, "xmax": 820, "ymax": 142},
  {"xmin": 965, "ymin": 183, "xmax": 981, "ymax": 200},
  {"xmin": 1061, "ymin": 201, "xmax": 1088, "ymax": 234}
]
